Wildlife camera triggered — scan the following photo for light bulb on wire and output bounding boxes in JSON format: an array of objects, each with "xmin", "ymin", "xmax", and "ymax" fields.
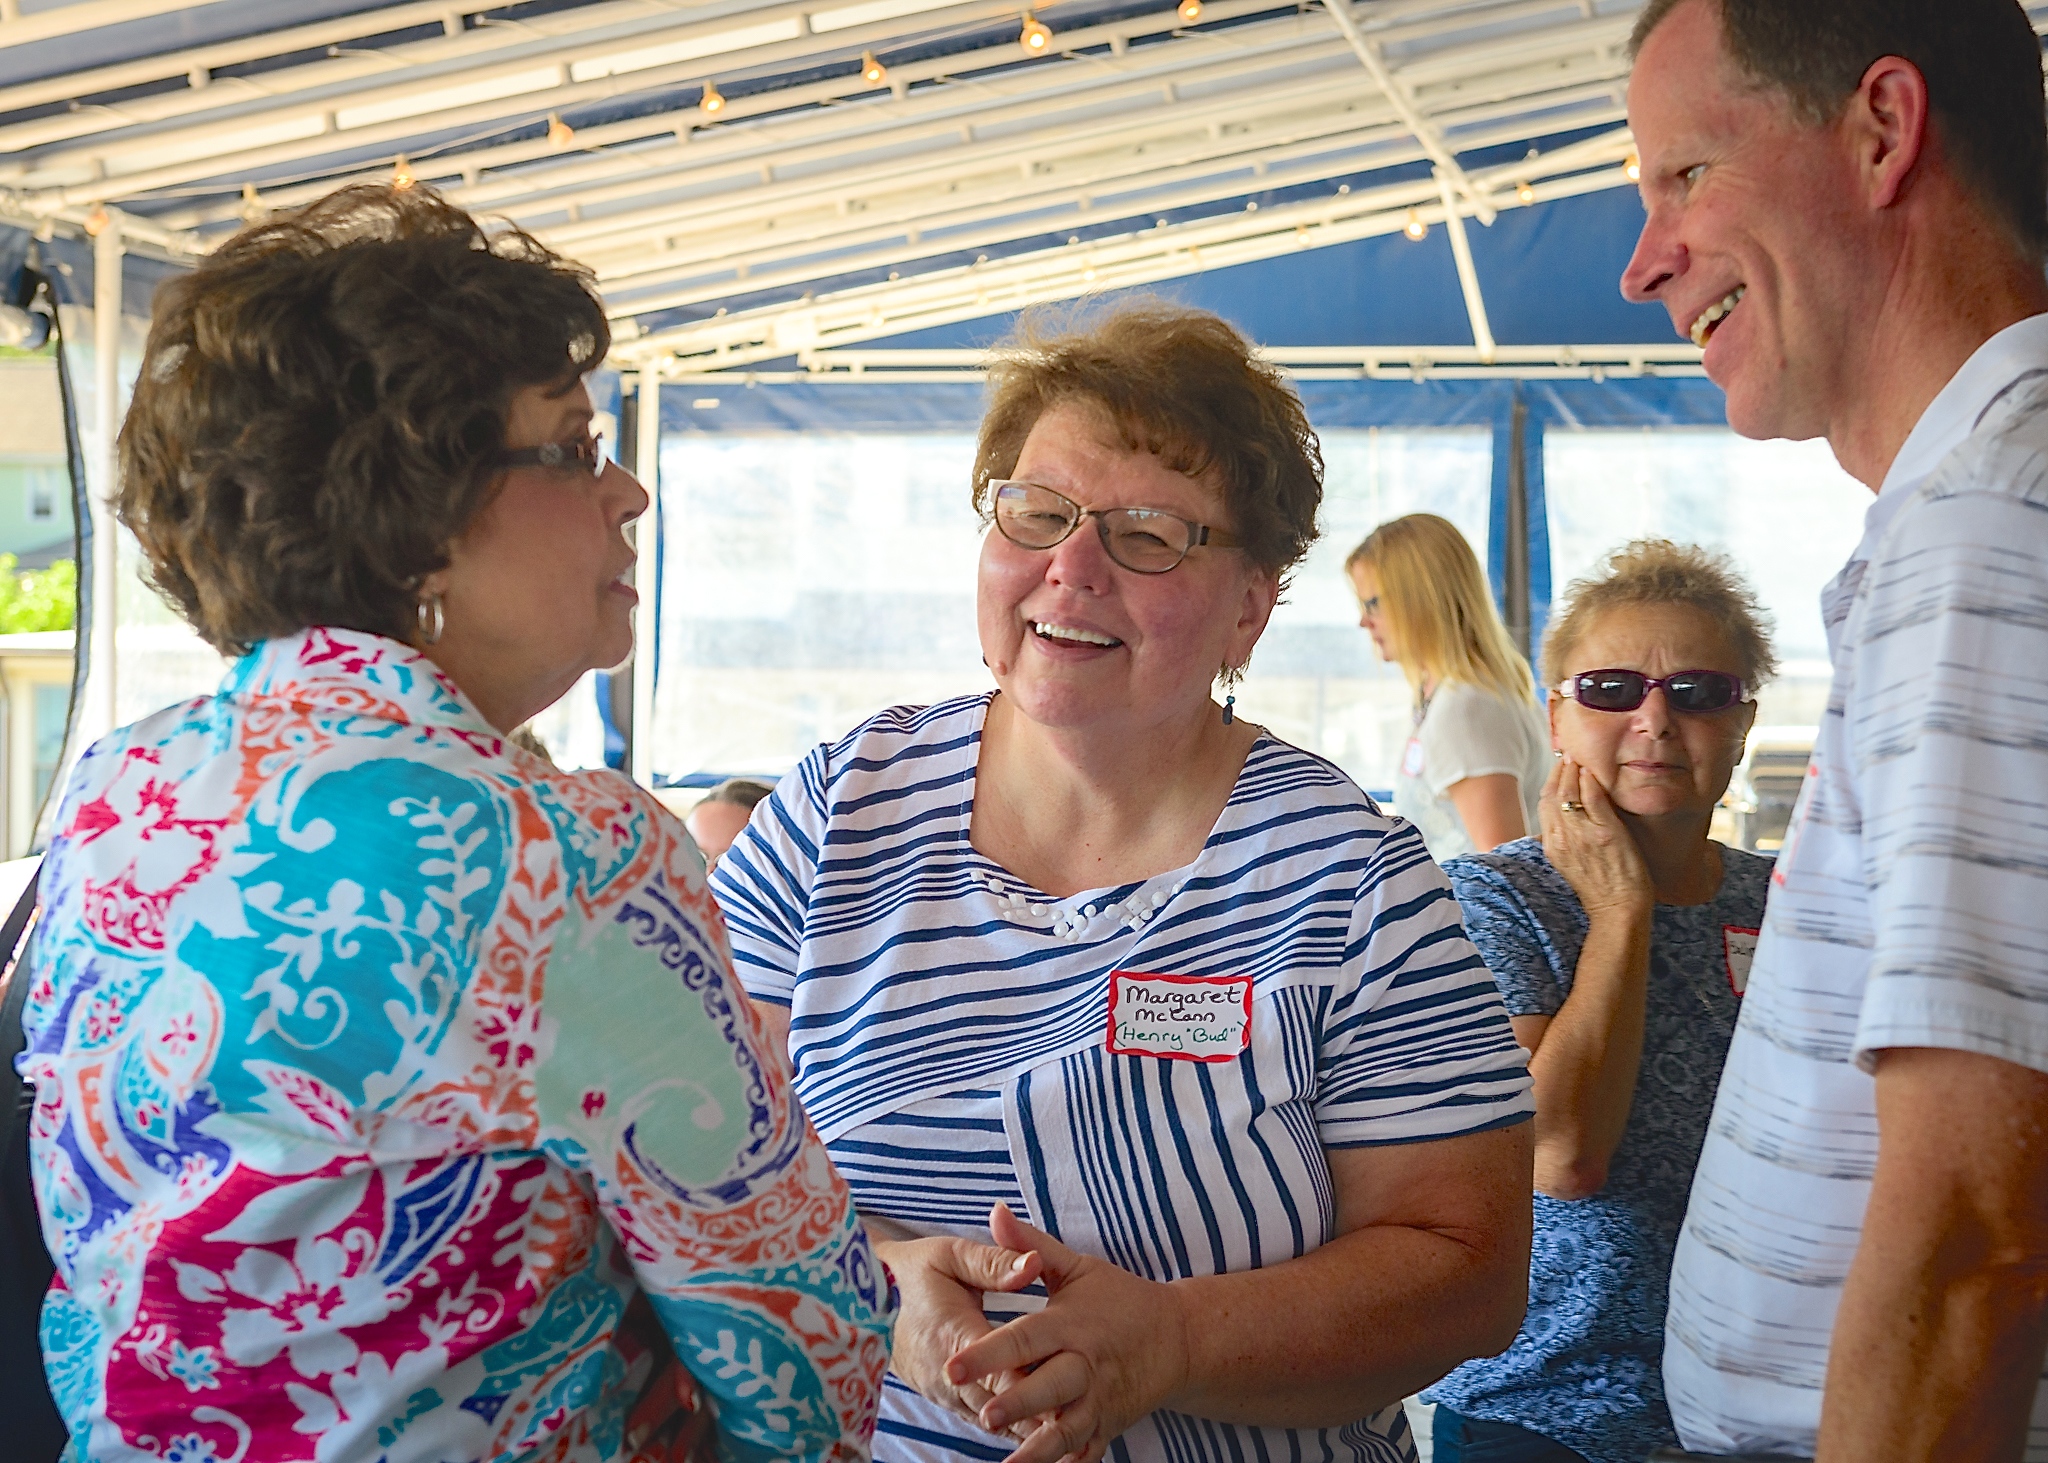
[
  {"xmin": 1019, "ymin": 12, "xmax": 1052, "ymax": 54},
  {"xmin": 1515, "ymin": 180, "xmax": 1536, "ymax": 205},
  {"xmin": 861, "ymin": 50, "xmax": 887, "ymax": 85},
  {"xmin": 1178, "ymin": 0, "xmax": 1202, "ymax": 18},
  {"xmin": 700, "ymin": 80, "xmax": 727, "ymax": 115},
  {"xmin": 83, "ymin": 203, "xmax": 111, "ymax": 237},
  {"xmin": 1403, "ymin": 207, "xmax": 1427, "ymax": 241},
  {"xmin": 1623, "ymin": 151, "xmax": 1641, "ymax": 182},
  {"xmin": 547, "ymin": 113, "xmax": 575, "ymax": 149},
  {"xmin": 391, "ymin": 155, "xmax": 415, "ymax": 190}
]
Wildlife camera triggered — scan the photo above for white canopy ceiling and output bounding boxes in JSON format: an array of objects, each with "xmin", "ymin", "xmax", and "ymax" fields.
[{"xmin": 5, "ymin": 0, "xmax": 2043, "ymax": 376}]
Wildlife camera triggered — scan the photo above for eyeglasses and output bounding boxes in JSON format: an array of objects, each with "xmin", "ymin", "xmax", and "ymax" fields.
[
  {"xmin": 492, "ymin": 431, "xmax": 606, "ymax": 478},
  {"xmin": 990, "ymin": 480, "xmax": 1239, "ymax": 575},
  {"xmin": 1555, "ymin": 669, "xmax": 1748, "ymax": 713}
]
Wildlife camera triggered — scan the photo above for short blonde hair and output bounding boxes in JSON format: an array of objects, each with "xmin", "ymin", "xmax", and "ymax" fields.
[
  {"xmin": 1542, "ymin": 539, "xmax": 1779, "ymax": 688},
  {"xmin": 1346, "ymin": 513, "xmax": 1534, "ymax": 705}
]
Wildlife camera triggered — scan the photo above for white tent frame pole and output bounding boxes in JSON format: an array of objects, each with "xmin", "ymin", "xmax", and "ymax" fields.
[
  {"xmin": 150, "ymin": 2, "xmax": 1620, "ymax": 239},
  {"xmin": 594, "ymin": 99, "xmax": 1626, "ymax": 317},
  {"xmin": 615, "ymin": 158, "xmax": 1633, "ymax": 367},
  {"xmin": 560, "ymin": 68, "xmax": 1623, "ymax": 273},
  {"xmin": 141, "ymin": 0, "xmax": 1316, "ymax": 230},
  {"xmin": 17, "ymin": 0, "xmax": 1628, "ymax": 211},
  {"xmin": 6, "ymin": 0, "xmax": 1030, "ymax": 196},
  {"xmin": 582, "ymin": 87, "xmax": 1624, "ymax": 301},
  {"xmin": 630, "ymin": 370, "xmax": 662, "ymax": 790},
  {"xmin": 1322, "ymin": 0, "xmax": 1494, "ymax": 224},
  {"xmin": 0, "ymin": 0, "xmax": 477, "ymax": 115},
  {"xmin": 87, "ymin": 221, "xmax": 124, "ymax": 745},
  {"xmin": 556, "ymin": 61, "xmax": 1402, "ymax": 257},
  {"xmin": 0, "ymin": 0, "xmax": 198, "ymax": 48},
  {"xmin": 1435, "ymin": 166, "xmax": 1495, "ymax": 363}
]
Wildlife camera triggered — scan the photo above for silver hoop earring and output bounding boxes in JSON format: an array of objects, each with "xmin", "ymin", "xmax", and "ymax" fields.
[{"xmin": 417, "ymin": 593, "xmax": 444, "ymax": 646}]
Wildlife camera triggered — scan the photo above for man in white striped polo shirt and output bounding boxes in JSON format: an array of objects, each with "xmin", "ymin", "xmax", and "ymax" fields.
[{"xmin": 1617, "ymin": 1, "xmax": 2048, "ymax": 1459}]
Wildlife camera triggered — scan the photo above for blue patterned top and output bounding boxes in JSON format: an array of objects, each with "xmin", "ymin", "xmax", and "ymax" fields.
[{"xmin": 1420, "ymin": 837, "xmax": 1770, "ymax": 1463}]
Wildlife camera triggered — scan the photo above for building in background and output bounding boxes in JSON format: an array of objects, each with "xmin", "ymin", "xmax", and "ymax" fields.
[{"xmin": 0, "ymin": 357, "xmax": 74, "ymax": 570}]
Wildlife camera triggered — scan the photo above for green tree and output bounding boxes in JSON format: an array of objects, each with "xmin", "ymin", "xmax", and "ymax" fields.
[{"xmin": 0, "ymin": 555, "xmax": 77, "ymax": 634}]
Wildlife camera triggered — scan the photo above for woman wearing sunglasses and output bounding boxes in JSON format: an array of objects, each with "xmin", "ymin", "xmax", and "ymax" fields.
[
  {"xmin": 712, "ymin": 303, "xmax": 1537, "ymax": 1463},
  {"xmin": 22, "ymin": 185, "xmax": 893, "ymax": 1463},
  {"xmin": 1345, "ymin": 515, "xmax": 1551, "ymax": 861},
  {"xmin": 1420, "ymin": 540, "xmax": 1777, "ymax": 1463}
]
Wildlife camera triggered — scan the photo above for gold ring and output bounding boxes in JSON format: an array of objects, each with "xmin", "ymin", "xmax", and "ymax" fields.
[{"xmin": 1559, "ymin": 799, "xmax": 1584, "ymax": 813}]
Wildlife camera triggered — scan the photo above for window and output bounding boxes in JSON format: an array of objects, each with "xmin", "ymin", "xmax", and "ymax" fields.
[
  {"xmin": 1234, "ymin": 428, "xmax": 1493, "ymax": 798},
  {"xmin": 650, "ymin": 433, "xmax": 986, "ymax": 780},
  {"xmin": 647, "ymin": 427, "xmax": 1493, "ymax": 797},
  {"xmin": 1544, "ymin": 429, "xmax": 1869, "ymax": 731}
]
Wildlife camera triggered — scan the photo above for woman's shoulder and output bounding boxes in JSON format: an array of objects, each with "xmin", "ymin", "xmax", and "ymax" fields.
[
  {"xmin": 1421, "ymin": 679, "xmax": 1544, "ymax": 741},
  {"xmin": 1443, "ymin": 838, "xmax": 1583, "ymax": 924},
  {"xmin": 1236, "ymin": 731, "xmax": 1386, "ymax": 822},
  {"xmin": 817, "ymin": 693, "xmax": 989, "ymax": 778},
  {"xmin": 1716, "ymin": 843, "xmax": 1775, "ymax": 918}
]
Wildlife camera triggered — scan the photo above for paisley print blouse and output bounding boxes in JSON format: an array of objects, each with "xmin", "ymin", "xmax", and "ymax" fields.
[{"xmin": 18, "ymin": 628, "xmax": 893, "ymax": 1463}]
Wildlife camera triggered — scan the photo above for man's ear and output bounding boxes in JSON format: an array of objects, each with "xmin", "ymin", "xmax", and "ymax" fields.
[{"xmin": 1850, "ymin": 55, "xmax": 1930, "ymax": 212}]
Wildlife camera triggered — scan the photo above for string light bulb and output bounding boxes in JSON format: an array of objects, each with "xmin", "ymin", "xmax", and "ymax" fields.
[
  {"xmin": 861, "ymin": 50, "xmax": 887, "ymax": 85},
  {"xmin": 1178, "ymin": 0, "xmax": 1201, "ymax": 18},
  {"xmin": 1403, "ymin": 207, "xmax": 1427, "ymax": 241},
  {"xmin": 391, "ymin": 154, "xmax": 415, "ymax": 190},
  {"xmin": 1516, "ymin": 180, "xmax": 1536, "ymax": 204},
  {"xmin": 82, "ymin": 203, "xmax": 111, "ymax": 237},
  {"xmin": 1019, "ymin": 12, "xmax": 1052, "ymax": 53},
  {"xmin": 1624, "ymin": 151, "xmax": 1641, "ymax": 182},
  {"xmin": 700, "ymin": 80, "xmax": 727, "ymax": 115},
  {"xmin": 547, "ymin": 113, "xmax": 575, "ymax": 149}
]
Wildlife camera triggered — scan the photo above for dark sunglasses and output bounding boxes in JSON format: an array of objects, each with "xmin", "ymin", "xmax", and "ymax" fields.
[
  {"xmin": 492, "ymin": 431, "xmax": 606, "ymax": 477},
  {"xmin": 1554, "ymin": 668, "xmax": 1747, "ymax": 713}
]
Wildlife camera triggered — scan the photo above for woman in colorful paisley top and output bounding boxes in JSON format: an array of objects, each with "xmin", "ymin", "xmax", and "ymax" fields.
[
  {"xmin": 19, "ymin": 186, "xmax": 894, "ymax": 1463},
  {"xmin": 712, "ymin": 305, "xmax": 1537, "ymax": 1463}
]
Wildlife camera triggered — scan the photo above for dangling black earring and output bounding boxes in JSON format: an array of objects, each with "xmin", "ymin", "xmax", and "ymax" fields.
[{"xmin": 1219, "ymin": 662, "xmax": 1241, "ymax": 725}]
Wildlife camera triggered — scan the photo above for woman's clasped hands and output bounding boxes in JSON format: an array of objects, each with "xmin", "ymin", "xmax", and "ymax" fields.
[{"xmin": 948, "ymin": 1203, "xmax": 1193, "ymax": 1463}]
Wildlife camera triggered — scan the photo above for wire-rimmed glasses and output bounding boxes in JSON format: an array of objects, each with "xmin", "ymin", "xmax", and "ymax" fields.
[
  {"xmin": 989, "ymin": 479, "xmax": 1238, "ymax": 574},
  {"xmin": 492, "ymin": 431, "xmax": 606, "ymax": 477}
]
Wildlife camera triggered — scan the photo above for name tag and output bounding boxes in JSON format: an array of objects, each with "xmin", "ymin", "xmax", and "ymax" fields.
[
  {"xmin": 1105, "ymin": 972, "xmax": 1253, "ymax": 1062},
  {"xmin": 1401, "ymin": 736, "xmax": 1426, "ymax": 779},
  {"xmin": 1723, "ymin": 926, "xmax": 1760, "ymax": 996}
]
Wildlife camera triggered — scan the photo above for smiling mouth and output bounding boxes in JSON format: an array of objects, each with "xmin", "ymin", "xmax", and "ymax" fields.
[
  {"xmin": 1032, "ymin": 620, "xmax": 1123, "ymax": 648},
  {"xmin": 1688, "ymin": 285, "xmax": 1746, "ymax": 348}
]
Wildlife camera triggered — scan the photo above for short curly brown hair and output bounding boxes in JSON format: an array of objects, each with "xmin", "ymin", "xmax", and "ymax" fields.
[
  {"xmin": 1542, "ymin": 539, "xmax": 1779, "ymax": 689},
  {"xmin": 971, "ymin": 302, "xmax": 1323, "ymax": 582},
  {"xmin": 119, "ymin": 183, "xmax": 611, "ymax": 655}
]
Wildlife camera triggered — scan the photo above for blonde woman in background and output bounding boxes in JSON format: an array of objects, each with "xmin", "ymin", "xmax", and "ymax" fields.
[{"xmin": 1347, "ymin": 513, "xmax": 1549, "ymax": 860}]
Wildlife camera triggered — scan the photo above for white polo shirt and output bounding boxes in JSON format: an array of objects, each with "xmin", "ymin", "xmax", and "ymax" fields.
[{"xmin": 1664, "ymin": 312, "xmax": 2048, "ymax": 1458}]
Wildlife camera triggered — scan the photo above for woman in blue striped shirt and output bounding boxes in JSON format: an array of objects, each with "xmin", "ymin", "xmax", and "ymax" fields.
[{"xmin": 712, "ymin": 304, "xmax": 1537, "ymax": 1463}]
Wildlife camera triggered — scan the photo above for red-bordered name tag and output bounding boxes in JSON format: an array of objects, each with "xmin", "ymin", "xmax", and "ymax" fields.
[
  {"xmin": 1723, "ymin": 926, "xmax": 1760, "ymax": 996},
  {"xmin": 1105, "ymin": 971, "xmax": 1253, "ymax": 1062}
]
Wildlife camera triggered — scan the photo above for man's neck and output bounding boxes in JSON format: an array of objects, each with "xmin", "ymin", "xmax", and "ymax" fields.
[{"xmin": 1826, "ymin": 221, "xmax": 2048, "ymax": 490}]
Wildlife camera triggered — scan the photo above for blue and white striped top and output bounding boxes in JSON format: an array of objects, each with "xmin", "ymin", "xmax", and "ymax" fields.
[{"xmin": 712, "ymin": 693, "xmax": 1535, "ymax": 1463}]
